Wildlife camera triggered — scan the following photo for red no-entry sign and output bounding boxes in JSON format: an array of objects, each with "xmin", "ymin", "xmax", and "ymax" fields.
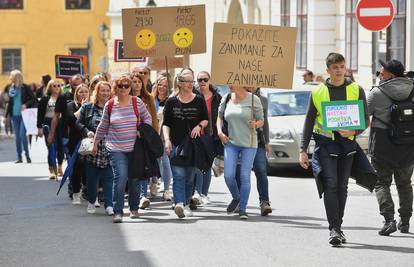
[{"xmin": 356, "ymin": 0, "xmax": 394, "ymax": 31}]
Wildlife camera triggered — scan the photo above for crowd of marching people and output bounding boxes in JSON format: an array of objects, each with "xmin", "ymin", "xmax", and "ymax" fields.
[{"xmin": 1, "ymin": 52, "xmax": 413, "ymax": 246}]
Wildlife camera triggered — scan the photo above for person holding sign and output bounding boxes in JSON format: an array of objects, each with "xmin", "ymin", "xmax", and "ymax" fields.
[
  {"xmin": 216, "ymin": 85, "xmax": 264, "ymax": 220},
  {"xmin": 299, "ymin": 53, "xmax": 371, "ymax": 246}
]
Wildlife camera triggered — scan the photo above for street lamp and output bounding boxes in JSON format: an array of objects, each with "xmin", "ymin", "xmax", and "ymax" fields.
[{"xmin": 146, "ymin": 0, "xmax": 156, "ymax": 7}]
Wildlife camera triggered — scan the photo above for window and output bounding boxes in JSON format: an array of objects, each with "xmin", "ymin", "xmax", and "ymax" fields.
[
  {"xmin": 0, "ymin": 0, "xmax": 23, "ymax": 9},
  {"xmin": 2, "ymin": 49, "xmax": 21, "ymax": 74},
  {"xmin": 345, "ymin": 0, "xmax": 358, "ymax": 71},
  {"xmin": 280, "ymin": 0, "xmax": 290, "ymax": 26},
  {"xmin": 387, "ymin": 0, "xmax": 406, "ymax": 62},
  {"xmin": 296, "ymin": 0, "xmax": 308, "ymax": 69},
  {"xmin": 65, "ymin": 0, "xmax": 90, "ymax": 10}
]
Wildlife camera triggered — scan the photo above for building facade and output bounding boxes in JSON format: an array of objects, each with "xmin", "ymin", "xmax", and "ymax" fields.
[
  {"xmin": 0, "ymin": 0, "xmax": 109, "ymax": 87},
  {"xmin": 107, "ymin": 0, "xmax": 413, "ymax": 89}
]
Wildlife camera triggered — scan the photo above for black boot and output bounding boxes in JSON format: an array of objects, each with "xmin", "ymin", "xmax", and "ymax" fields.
[
  {"xmin": 15, "ymin": 156, "xmax": 23, "ymax": 163},
  {"xmin": 378, "ymin": 220, "xmax": 397, "ymax": 236}
]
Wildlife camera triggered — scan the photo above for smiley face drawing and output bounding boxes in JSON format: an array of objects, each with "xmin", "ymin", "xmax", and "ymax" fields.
[
  {"xmin": 135, "ymin": 29, "xmax": 156, "ymax": 50},
  {"xmin": 172, "ymin": 27, "xmax": 193, "ymax": 48}
]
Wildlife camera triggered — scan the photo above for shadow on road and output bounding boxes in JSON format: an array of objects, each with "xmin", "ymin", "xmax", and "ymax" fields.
[
  {"xmin": 345, "ymin": 242, "xmax": 414, "ymax": 254},
  {"xmin": 268, "ymin": 166, "xmax": 313, "ymax": 178}
]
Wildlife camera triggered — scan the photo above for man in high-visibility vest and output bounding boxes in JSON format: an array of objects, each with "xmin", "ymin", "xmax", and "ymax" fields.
[{"xmin": 299, "ymin": 53, "xmax": 369, "ymax": 246}]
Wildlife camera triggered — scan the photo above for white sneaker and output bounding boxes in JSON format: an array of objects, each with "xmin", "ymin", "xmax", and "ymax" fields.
[
  {"xmin": 87, "ymin": 203, "xmax": 96, "ymax": 214},
  {"xmin": 150, "ymin": 181, "xmax": 158, "ymax": 197},
  {"xmin": 201, "ymin": 194, "xmax": 211, "ymax": 204},
  {"xmin": 72, "ymin": 193, "xmax": 81, "ymax": 205},
  {"xmin": 105, "ymin": 206, "xmax": 114, "ymax": 216},
  {"xmin": 174, "ymin": 202, "xmax": 185, "ymax": 218},
  {"xmin": 139, "ymin": 197, "xmax": 150, "ymax": 209},
  {"xmin": 94, "ymin": 198, "xmax": 100, "ymax": 208},
  {"xmin": 192, "ymin": 193, "xmax": 202, "ymax": 205},
  {"xmin": 184, "ymin": 205, "xmax": 193, "ymax": 217}
]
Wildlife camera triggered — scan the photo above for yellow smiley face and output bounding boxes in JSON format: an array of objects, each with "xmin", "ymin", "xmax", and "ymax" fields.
[
  {"xmin": 135, "ymin": 29, "xmax": 156, "ymax": 50},
  {"xmin": 172, "ymin": 27, "xmax": 193, "ymax": 48}
]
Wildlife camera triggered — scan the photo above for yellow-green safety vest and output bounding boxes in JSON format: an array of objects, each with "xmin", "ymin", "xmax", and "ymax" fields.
[{"xmin": 311, "ymin": 82, "xmax": 360, "ymax": 140}]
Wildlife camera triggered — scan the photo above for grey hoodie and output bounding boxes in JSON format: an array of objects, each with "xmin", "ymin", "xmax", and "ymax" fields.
[{"xmin": 368, "ymin": 77, "xmax": 414, "ymax": 129}]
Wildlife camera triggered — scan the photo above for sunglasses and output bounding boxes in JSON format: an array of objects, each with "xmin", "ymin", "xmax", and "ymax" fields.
[
  {"xmin": 197, "ymin": 78, "xmax": 209, "ymax": 83},
  {"xmin": 118, "ymin": 84, "xmax": 131, "ymax": 89},
  {"xmin": 52, "ymin": 84, "xmax": 62, "ymax": 88},
  {"xmin": 139, "ymin": 71, "xmax": 148, "ymax": 75}
]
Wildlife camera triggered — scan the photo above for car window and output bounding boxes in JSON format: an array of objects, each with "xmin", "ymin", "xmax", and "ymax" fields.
[{"xmin": 268, "ymin": 91, "xmax": 311, "ymax": 116}]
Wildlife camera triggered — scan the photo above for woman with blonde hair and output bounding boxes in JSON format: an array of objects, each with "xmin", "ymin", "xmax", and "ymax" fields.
[
  {"xmin": 6, "ymin": 69, "xmax": 36, "ymax": 163},
  {"xmin": 37, "ymin": 80, "xmax": 64, "ymax": 179},
  {"xmin": 151, "ymin": 76, "xmax": 173, "ymax": 201},
  {"xmin": 76, "ymin": 81, "xmax": 114, "ymax": 215},
  {"xmin": 67, "ymin": 84, "xmax": 90, "ymax": 205}
]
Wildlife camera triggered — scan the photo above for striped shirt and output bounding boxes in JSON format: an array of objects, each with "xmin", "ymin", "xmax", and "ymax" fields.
[{"xmin": 95, "ymin": 97, "xmax": 152, "ymax": 152}]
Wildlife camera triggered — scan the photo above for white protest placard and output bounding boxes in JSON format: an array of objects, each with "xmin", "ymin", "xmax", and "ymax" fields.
[{"xmin": 21, "ymin": 108, "xmax": 38, "ymax": 135}]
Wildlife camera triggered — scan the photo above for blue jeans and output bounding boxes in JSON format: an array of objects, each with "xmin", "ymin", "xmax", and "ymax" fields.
[
  {"xmin": 170, "ymin": 146, "xmax": 196, "ymax": 205},
  {"xmin": 159, "ymin": 147, "xmax": 172, "ymax": 191},
  {"xmin": 109, "ymin": 152, "xmax": 139, "ymax": 215},
  {"xmin": 236, "ymin": 146, "xmax": 269, "ymax": 202},
  {"xmin": 85, "ymin": 163, "xmax": 113, "ymax": 209},
  {"xmin": 224, "ymin": 143, "xmax": 257, "ymax": 212},
  {"xmin": 195, "ymin": 168, "xmax": 212, "ymax": 196},
  {"xmin": 43, "ymin": 118, "xmax": 64, "ymax": 165},
  {"xmin": 11, "ymin": 115, "xmax": 29, "ymax": 159},
  {"xmin": 137, "ymin": 179, "xmax": 148, "ymax": 199}
]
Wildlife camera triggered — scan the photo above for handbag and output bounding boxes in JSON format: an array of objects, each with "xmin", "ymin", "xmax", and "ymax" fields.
[{"xmin": 78, "ymin": 137, "xmax": 94, "ymax": 155}]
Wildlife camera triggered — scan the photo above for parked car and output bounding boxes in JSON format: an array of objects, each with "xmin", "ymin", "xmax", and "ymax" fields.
[{"xmin": 263, "ymin": 85, "xmax": 369, "ymax": 168}]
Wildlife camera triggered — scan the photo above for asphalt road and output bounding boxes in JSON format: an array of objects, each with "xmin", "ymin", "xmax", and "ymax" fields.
[{"xmin": 0, "ymin": 136, "xmax": 413, "ymax": 267}]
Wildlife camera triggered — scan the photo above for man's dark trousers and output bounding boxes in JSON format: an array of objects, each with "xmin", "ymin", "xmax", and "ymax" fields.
[{"xmin": 372, "ymin": 159, "xmax": 413, "ymax": 222}]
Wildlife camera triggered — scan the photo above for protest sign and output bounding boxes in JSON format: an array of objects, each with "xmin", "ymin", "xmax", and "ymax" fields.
[
  {"xmin": 21, "ymin": 108, "xmax": 38, "ymax": 135},
  {"xmin": 114, "ymin": 39, "xmax": 146, "ymax": 62},
  {"xmin": 321, "ymin": 100, "xmax": 366, "ymax": 131},
  {"xmin": 55, "ymin": 55, "xmax": 86, "ymax": 79},
  {"xmin": 148, "ymin": 56, "xmax": 184, "ymax": 70},
  {"xmin": 211, "ymin": 23, "xmax": 297, "ymax": 89},
  {"xmin": 122, "ymin": 5, "xmax": 206, "ymax": 57}
]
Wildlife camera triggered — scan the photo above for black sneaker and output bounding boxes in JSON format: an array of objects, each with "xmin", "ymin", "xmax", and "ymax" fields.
[
  {"xmin": 189, "ymin": 198, "xmax": 198, "ymax": 210},
  {"xmin": 397, "ymin": 220, "xmax": 410, "ymax": 233},
  {"xmin": 227, "ymin": 199, "xmax": 240, "ymax": 214},
  {"xmin": 239, "ymin": 211, "xmax": 248, "ymax": 220},
  {"xmin": 26, "ymin": 156, "xmax": 31, "ymax": 163},
  {"xmin": 15, "ymin": 158, "xmax": 23, "ymax": 163},
  {"xmin": 339, "ymin": 230, "xmax": 347, "ymax": 243},
  {"xmin": 378, "ymin": 220, "xmax": 397, "ymax": 236},
  {"xmin": 329, "ymin": 229, "xmax": 342, "ymax": 246}
]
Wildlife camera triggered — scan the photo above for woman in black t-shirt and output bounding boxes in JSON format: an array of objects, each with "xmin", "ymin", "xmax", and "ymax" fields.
[{"xmin": 162, "ymin": 71, "xmax": 208, "ymax": 218}]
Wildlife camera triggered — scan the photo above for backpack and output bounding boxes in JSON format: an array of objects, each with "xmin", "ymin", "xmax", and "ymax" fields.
[{"xmin": 378, "ymin": 87, "xmax": 414, "ymax": 145}]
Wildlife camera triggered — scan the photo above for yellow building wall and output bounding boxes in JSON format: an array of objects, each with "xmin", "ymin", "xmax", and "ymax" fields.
[{"xmin": 0, "ymin": 0, "xmax": 109, "ymax": 88}]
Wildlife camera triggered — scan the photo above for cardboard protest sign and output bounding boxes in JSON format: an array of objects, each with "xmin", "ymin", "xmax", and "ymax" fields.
[
  {"xmin": 21, "ymin": 108, "xmax": 38, "ymax": 135},
  {"xmin": 122, "ymin": 5, "xmax": 206, "ymax": 57},
  {"xmin": 114, "ymin": 39, "xmax": 146, "ymax": 62},
  {"xmin": 211, "ymin": 23, "xmax": 297, "ymax": 89},
  {"xmin": 148, "ymin": 56, "xmax": 184, "ymax": 70},
  {"xmin": 321, "ymin": 100, "xmax": 366, "ymax": 130},
  {"xmin": 55, "ymin": 55, "xmax": 86, "ymax": 79}
]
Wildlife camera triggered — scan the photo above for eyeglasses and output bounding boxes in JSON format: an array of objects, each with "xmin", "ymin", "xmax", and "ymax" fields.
[
  {"xmin": 197, "ymin": 78, "xmax": 209, "ymax": 83},
  {"xmin": 118, "ymin": 84, "xmax": 131, "ymax": 89},
  {"xmin": 52, "ymin": 84, "xmax": 62, "ymax": 88}
]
